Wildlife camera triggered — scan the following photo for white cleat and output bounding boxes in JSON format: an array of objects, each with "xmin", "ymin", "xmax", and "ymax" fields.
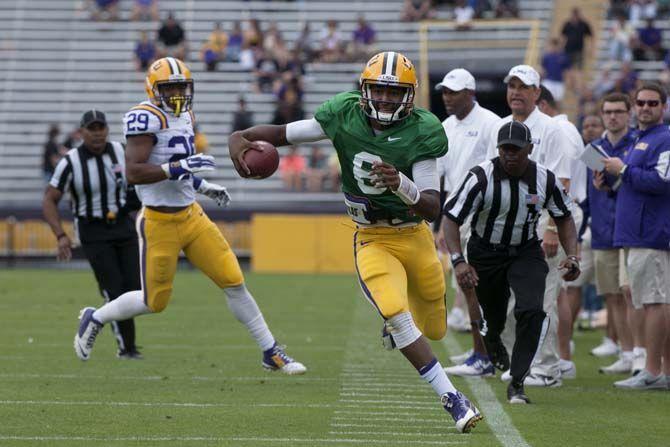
[
  {"xmin": 450, "ymin": 349, "xmax": 474, "ymax": 365},
  {"xmin": 590, "ymin": 337, "xmax": 619, "ymax": 357},
  {"xmin": 559, "ymin": 360, "xmax": 577, "ymax": 379},
  {"xmin": 524, "ymin": 373, "xmax": 562, "ymax": 387},
  {"xmin": 614, "ymin": 370, "xmax": 667, "ymax": 390},
  {"xmin": 262, "ymin": 343, "xmax": 307, "ymax": 375},
  {"xmin": 444, "ymin": 352, "xmax": 495, "ymax": 377},
  {"xmin": 500, "ymin": 369, "xmax": 512, "ymax": 382},
  {"xmin": 73, "ymin": 307, "xmax": 103, "ymax": 361},
  {"xmin": 600, "ymin": 357, "xmax": 633, "ymax": 375}
]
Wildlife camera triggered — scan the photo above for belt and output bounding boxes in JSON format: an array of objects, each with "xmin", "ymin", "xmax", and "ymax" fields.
[{"xmin": 470, "ymin": 234, "xmax": 538, "ymax": 256}]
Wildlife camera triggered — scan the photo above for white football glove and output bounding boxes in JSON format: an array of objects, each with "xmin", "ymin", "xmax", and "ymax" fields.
[
  {"xmin": 194, "ymin": 178, "xmax": 231, "ymax": 207},
  {"xmin": 161, "ymin": 154, "xmax": 216, "ymax": 180}
]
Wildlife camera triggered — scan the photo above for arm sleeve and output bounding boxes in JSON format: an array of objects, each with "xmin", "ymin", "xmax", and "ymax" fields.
[
  {"xmin": 49, "ymin": 157, "xmax": 72, "ymax": 192},
  {"xmin": 443, "ymin": 171, "xmax": 483, "ymax": 225},
  {"xmin": 285, "ymin": 118, "xmax": 329, "ymax": 144},
  {"xmin": 545, "ymin": 171, "xmax": 573, "ymax": 218},
  {"xmin": 412, "ymin": 159, "xmax": 440, "ymax": 192}
]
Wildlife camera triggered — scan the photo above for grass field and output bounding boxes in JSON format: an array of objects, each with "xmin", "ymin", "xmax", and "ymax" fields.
[{"xmin": 0, "ymin": 268, "xmax": 668, "ymax": 447}]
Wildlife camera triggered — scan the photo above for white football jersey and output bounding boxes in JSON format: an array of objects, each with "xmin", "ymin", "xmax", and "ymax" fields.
[{"xmin": 123, "ymin": 101, "xmax": 197, "ymax": 207}]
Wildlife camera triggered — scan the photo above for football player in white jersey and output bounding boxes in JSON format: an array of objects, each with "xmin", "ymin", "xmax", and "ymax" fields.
[{"xmin": 73, "ymin": 57, "xmax": 306, "ymax": 375}]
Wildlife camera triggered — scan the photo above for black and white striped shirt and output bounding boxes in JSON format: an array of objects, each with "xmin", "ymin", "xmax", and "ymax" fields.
[
  {"xmin": 444, "ymin": 158, "xmax": 572, "ymax": 246},
  {"xmin": 49, "ymin": 142, "xmax": 127, "ymax": 220}
]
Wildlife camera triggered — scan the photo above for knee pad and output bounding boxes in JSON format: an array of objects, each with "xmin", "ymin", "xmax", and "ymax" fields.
[
  {"xmin": 147, "ymin": 287, "xmax": 171, "ymax": 313},
  {"xmin": 386, "ymin": 312, "xmax": 422, "ymax": 349}
]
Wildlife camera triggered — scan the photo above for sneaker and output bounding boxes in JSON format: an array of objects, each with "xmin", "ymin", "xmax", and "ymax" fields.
[
  {"xmin": 599, "ymin": 357, "xmax": 633, "ymax": 375},
  {"xmin": 444, "ymin": 352, "xmax": 495, "ymax": 377},
  {"xmin": 524, "ymin": 372, "xmax": 562, "ymax": 387},
  {"xmin": 559, "ymin": 359, "xmax": 576, "ymax": 379},
  {"xmin": 500, "ymin": 369, "xmax": 512, "ymax": 382},
  {"xmin": 450, "ymin": 349, "xmax": 474, "ymax": 364},
  {"xmin": 614, "ymin": 369, "xmax": 667, "ymax": 390},
  {"xmin": 507, "ymin": 381, "xmax": 530, "ymax": 404},
  {"xmin": 447, "ymin": 308, "xmax": 471, "ymax": 333},
  {"xmin": 632, "ymin": 351, "xmax": 646, "ymax": 376},
  {"xmin": 381, "ymin": 323, "xmax": 396, "ymax": 351},
  {"xmin": 117, "ymin": 349, "xmax": 144, "ymax": 360},
  {"xmin": 590, "ymin": 337, "xmax": 619, "ymax": 357},
  {"xmin": 441, "ymin": 391, "xmax": 483, "ymax": 433},
  {"xmin": 73, "ymin": 307, "xmax": 103, "ymax": 361},
  {"xmin": 262, "ymin": 343, "xmax": 307, "ymax": 375}
]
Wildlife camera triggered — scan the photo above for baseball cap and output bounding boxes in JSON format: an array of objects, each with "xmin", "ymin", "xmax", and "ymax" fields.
[
  {"xmin": 503, "ymin": 65, "xmax": 540, "ymax": 88},
  {"xmin": 435, "ymin": 68, "xmax": 476, "ymax": 91},
  {"xmin": 80, "ymin": 109, "xmax": 107, "ymax": 128},
  {"xmin": 497, "ymin": 121, "xmax": 532, "ymax": 148}
]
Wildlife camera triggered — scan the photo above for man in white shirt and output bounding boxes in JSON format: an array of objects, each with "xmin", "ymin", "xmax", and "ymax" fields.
[
  {"xmin": 433, "ymin": 69, "xmax": 500, "ymax": 370},
  {"xmin": 537, "ymin": 85, "xmax": 590, "ymax": 380},
  {"xmin": 488, "ymin": 65, "xmax": 574, "ymax": 387}
]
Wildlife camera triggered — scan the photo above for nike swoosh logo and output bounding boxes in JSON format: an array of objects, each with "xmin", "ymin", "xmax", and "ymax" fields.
[
  {"xmin": 387, "ymin": 136, "xmax": 401, "ymax": 142},
  {"xmin": 360, "ymin": 240, "xmax": 372, "ymax": 246}
]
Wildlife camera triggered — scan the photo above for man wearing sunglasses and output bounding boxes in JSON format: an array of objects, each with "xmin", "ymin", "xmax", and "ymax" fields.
[{"xmin": 603, "ymin": 82, "xmax": 670, "ymax": 390}]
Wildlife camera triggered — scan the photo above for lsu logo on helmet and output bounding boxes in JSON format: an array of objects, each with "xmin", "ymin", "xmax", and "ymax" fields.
[
  {"xmin": 145, "ymin": 57, "xmax": 194, "ymax": 117},
  {"xmin": 360, "ymin": 51, "xmax": 417, "ymax": 124}
]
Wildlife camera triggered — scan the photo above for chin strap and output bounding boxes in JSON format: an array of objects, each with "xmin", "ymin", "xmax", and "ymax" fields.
[{"xmin": 393, "ymin": 172, "xmax": 420, "ymax": 205}]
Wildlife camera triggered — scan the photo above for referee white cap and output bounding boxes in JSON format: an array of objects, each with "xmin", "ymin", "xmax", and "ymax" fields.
[
  {"xmin": 504, "ymin": 65, "xmax": 540, "ymax": 88},
  {"xmin": 435, "ymin": 68, "xmax": 476, "ymax": 91}
]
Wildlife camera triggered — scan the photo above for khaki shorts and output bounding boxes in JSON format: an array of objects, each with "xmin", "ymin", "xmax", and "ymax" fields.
[
  {"xmin": 594, "ymin": 249, "xmax": 621, "ymax": 295},
  {"xmin": 626, "ymin": 248, "xmax": 670, "ymax": 309},
  {"xmin": 619, "ymin": 248, "xmax": 629, "ymax": 288}
]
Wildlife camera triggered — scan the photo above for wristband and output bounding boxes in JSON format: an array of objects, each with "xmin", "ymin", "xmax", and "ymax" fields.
[
  {"xmin": 567, "ymin": 255, "xmax": 580, "ymax": 264},
  {"xmin": 160, "ymin": 162, "xmax": 171, "ymax": 178},
  {"xmin": 56, "ymin": 233, "xmax": 67, "ymax": 241},
  {"xmin": 451, "ymin": 255, "xmax": 466, "ymax": 267},
  {"xmin": 393, "ymin": 172, "xmax": 420, "ymax": 205}
]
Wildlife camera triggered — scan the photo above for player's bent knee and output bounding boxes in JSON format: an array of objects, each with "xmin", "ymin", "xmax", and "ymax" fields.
[
  {"xmin": 147, "ymin": 288, "xmax": 172, "ymax": 313},
  {"xmin": 387, "ymin": 312, "xmax": 422, "ymax": 349}
]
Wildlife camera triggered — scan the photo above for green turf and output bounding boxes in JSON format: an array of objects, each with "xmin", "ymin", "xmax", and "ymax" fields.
[{"xmin": 0, "ymin": 269, "xmax": 668, "ymax": 447}]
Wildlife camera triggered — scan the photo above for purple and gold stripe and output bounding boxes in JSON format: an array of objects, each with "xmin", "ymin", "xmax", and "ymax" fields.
[{"xmin": 353, "ymin": 231, "xmax": 383, "ymax": 317}]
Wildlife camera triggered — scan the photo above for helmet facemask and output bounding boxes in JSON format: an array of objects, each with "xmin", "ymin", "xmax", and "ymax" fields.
[
  {"xmin": 360, "ymin": 80, "xmax": 414, "ymax": 125},
  {"xmin": 153, "ymin": 79, "xmax": 194, "ymax": 117}
]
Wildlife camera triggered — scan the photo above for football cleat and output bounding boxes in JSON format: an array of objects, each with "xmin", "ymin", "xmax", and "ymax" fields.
[
  {"xmin": 613, "ymin": 370, "xmax": 667, "ymax": 390},
  {"xmin": 590, "ymin": 337, "xmax": 619, "ymax": 357},
  {"xmin": 500, "ymin": 369, "xmax": 512, "ymax": 382},
  {"xmin": 74, "ymin": 307, "xmax": 103, "ymax": 361},
  {"xmin": 262, "ymin": 343, "xmax": 307, "ymax": 375},
  {"xmin": 441, "ymin": 391, "xmax": 483, "ymax": 433},
  {"xmin": 599, "ymin": 356, "xmax": 633, "ymax": 375},
  {"xmin": 559, "ymin": 359, "xmax": 576, "ymax": 379},
  {"xmin": 444, "ymin": 352, "xmax": 495, "ymax": 377},
  {"xmin": 524, "ymin": 372, "xmax": 562, "ymax": 387},
  {"xmin": 450, "ymin": 349, "xmax": 474, "ymax": 364},
  {"xmin": 117, "ymin": 349, "xmax": 144, "ymax": 360},
  {"xmin": 507, "ymin": 381, "xmax": 531, "ymax": 404}
]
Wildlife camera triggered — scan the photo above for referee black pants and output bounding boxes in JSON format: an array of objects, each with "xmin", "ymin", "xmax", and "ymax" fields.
[
  {"xmin": 81, "ymin": 237, "xmax": 140, "ymax": 353},
  {"xmin": 467, "ymin": 238, "xmax": 548, "ymax": 384}
]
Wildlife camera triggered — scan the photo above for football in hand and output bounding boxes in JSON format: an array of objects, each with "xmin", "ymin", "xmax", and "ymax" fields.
[{"xmin": 243, "ymin": 141, "xmax": 280, "ymax": 179}]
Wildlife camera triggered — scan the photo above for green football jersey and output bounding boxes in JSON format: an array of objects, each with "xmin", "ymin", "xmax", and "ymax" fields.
[{"xmin": 314, "ymin": 91, "xmax": 448, "ymax": 225}]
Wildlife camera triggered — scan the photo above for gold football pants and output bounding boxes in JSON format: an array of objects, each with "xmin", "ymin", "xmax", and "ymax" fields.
[
  {"xmin": 354, "ymin": 223, "xmax": 447, "ymax": 340},
  {"xmin": 137, "ymin": 202, "xmax": 244, "ymax": 312}
]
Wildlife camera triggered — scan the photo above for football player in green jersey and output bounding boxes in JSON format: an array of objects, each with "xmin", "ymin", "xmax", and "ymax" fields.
[{"xmin": 228, "ymin": 51, "xmax": 482, "ymax": 433}]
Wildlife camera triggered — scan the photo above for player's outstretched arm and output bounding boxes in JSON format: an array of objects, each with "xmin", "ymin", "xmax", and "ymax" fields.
[{"xmin": 228, "ymin": 125, "xmax": 289, "ymax": 177}]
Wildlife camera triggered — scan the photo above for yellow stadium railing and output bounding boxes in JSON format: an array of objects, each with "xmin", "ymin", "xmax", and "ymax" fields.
[{"xmin": 417, "ymin": 19, "xmax": 542, "ymax": 108}]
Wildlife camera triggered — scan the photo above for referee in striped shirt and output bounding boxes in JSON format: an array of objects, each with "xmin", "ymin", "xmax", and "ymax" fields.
[
  {"xmin": 442, "ymin": 121, "xmax": 580, "ymax": 404},
  {"xmin": 43, "ymin": 110, "xmax": 142, "ymax": 359}
]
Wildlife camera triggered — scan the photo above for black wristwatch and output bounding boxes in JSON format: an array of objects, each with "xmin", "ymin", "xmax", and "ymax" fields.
[{"xmin": 450, "ymin": 252, "xmax": 466, "ymax": 267}]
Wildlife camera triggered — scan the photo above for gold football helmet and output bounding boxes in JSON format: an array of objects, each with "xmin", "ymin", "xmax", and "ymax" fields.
[
  {"xmin": 145, "ymin": 57, "xmax": 193, "ymax": 117},
  {"xmin": 360, "ymin": 51, "xmax": 417, "ymax": 124}
]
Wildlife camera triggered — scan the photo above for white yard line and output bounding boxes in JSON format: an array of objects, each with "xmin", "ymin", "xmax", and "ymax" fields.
[
  {"xmin": 442, "ymin": 335, "xmax": 531, "ymax": 447},
  {"xmin": 0, "ymin": 435, "xmax": 465, "ymax": 445}
]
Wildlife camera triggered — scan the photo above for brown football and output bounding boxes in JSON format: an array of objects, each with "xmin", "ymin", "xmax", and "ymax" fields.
[{"xmin": 243, "ymin": 141, "xmax": 280, "ymax": 179}]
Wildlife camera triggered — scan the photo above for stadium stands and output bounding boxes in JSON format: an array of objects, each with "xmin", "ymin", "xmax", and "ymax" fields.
[{"xmin": 0, "ymin": 0, "xmax": 555, "ymax": 207}]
